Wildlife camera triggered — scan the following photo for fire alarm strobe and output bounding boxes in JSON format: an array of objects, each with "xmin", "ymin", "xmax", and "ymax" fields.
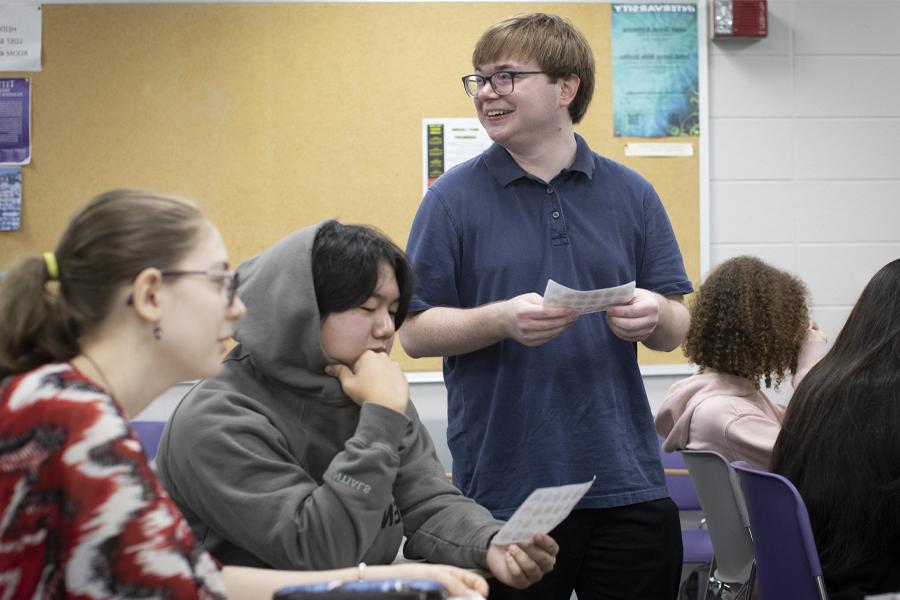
[{"xmin": 713, "ymin": 0, "xmax": 768, "ymax": 38}]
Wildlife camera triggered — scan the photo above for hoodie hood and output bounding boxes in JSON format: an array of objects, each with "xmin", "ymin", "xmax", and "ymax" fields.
[
  {"xmin": 655, "ymin": 371, "xmax": 757, "ymax": 452},
  {"xmin": 232, "ymin": 221, "xmax": 339, "ymax": 394}
]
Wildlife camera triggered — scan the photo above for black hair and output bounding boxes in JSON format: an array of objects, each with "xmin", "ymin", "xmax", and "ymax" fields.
[
  {"xmin": 311, "ymin": 220, "xmax": 413, "ymax": 328},
  {"xmin": 772, "ymin": 258, "xmax": 900, "ymax": 570}
]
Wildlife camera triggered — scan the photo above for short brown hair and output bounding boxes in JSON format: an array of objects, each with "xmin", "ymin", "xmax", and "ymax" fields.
[
  {"xmin": 0, "ymin": 190, "xmax": 207, "ymax": 377},
  {"xmin": 472, "ymin": 13, "xmax": 595, "ymax": 124},
  {"xmin": 683, "ymin": 256, "xmax": 809, "ymax": 389}
]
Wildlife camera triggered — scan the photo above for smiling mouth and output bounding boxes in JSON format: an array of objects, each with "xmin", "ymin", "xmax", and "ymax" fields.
[{"xmin": 485, "ymin": 109, "xmax": 513, "ymax": 118}]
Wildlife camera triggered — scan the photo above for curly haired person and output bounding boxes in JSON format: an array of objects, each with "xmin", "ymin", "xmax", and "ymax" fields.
[{"xmin": 656, "ymin": 256, "xmax": 827, "ymax": 469}]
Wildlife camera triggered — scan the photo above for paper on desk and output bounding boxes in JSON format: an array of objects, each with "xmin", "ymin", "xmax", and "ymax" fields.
[
  {"xmin": 492, "ymin": 477, "xmax": 596, "ymax": 545},
  {"xmin": 542, "ymin": 280, "xmax": 636, "ymax": 314}
]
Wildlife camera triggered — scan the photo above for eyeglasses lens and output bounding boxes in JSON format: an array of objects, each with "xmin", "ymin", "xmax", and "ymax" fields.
[
  {"xmin": 492, "ymin": 73, "xmax": 513, "ymax": 94},
  {"xmin": 464, "ymin": 76, "xmax": 481, "ymax": 97},
  {"xmin": 463, "ymin": 73, "xmax": 517, "ymax": 97}
]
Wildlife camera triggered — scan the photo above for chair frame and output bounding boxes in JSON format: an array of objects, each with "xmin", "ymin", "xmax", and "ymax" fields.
[
  {"xmin": 681, "ymin": 450, "xmax": 755, "ymax": 599},
  {"xmin": 660, "ymin": 444, "xmax": 713, "ymax": 600}
]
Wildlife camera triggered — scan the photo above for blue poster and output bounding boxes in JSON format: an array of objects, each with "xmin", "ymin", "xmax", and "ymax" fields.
[
  {"xmin": 612, "ymin": 4, "xmax": 699, "ymax": 138},
  {"xmin": 0, "ymin": 78, "xmax": 30, "ymax": 164},
  {"xmin": 0, "ymin": 166, "xmax": 22, "ymax": 231}
]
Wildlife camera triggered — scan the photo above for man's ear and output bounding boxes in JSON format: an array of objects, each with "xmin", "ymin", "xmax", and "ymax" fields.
[
  {"xmin": 129, "ymin": 267, "xmax": 164, "ymax": 323},
  {"xmin": 558, "ymin": 74, "xmax": 581, "ymax": 108}
]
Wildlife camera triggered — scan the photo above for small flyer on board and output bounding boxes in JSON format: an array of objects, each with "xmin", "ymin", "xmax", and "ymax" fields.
[
  {"xmin": 0, "ymin": 78, "xmax": 30, "ymax": 165},
  {"xmin": 422, "ymin": 118, "xmax": 492, "ymax": 193},
  {"xmin": 0, "ymin": 166, "xmax": 22, "ymax": 231},
  {"xmin": 0, "ymin": 4, "xmax": 42, "ymax": 72}
]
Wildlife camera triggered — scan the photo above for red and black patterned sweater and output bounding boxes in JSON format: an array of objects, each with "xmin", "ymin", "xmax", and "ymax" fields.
[{"xmin": 0, "ymin": 362, "xmax": 226, "ymax": 599}]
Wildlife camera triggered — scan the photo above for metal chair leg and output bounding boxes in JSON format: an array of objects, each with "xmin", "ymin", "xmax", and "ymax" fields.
[{"xmin": 701, "ymin": 557, "xmax": 716, "ymax": 600}]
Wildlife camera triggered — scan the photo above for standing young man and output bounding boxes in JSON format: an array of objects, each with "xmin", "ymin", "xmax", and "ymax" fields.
[{"xmin": 402, "ymin": 14, "xmax": 692, "ymax": 599}]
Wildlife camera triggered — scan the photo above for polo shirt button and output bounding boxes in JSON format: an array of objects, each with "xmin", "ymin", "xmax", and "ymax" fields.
[
  {"xmin": 552, "ymin": 211, "xmax": 561, "ymax": 219},
  {"xmin": 546, "ymin": 187, "xmax": 553, "ymax": 194}
]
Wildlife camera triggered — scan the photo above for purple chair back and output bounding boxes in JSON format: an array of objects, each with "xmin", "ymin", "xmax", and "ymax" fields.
[
  {"xmin": 731, "ymin": 461, "xmax": 828, "ymax": 600},
  {"xmin": 131, "ymin": 420, "xmax": 167, "ymax": 460}
]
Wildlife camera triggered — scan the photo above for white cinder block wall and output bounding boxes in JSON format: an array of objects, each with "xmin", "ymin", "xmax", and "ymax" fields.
[
  {"xmin": 708, "ymin": 0, "xmax": 900, "ymax": 406},
  {"xmin": 140, "ymin": 0, "xmax": 900, "ymax": 471}
]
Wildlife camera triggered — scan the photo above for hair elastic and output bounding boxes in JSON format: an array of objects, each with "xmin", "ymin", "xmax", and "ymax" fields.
[{"xmin": 43, "ymin": 252, "xmax": 59, "ymax": 281}]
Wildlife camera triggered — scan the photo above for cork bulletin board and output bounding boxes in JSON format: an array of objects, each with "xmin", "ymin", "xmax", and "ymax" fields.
[{"xmin": 0, "ymin": 2, "xmax": 702, "ymax": 370}]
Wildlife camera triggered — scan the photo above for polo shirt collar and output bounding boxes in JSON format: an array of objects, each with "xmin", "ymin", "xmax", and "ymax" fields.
[{"xmin": 483, "ymin": 133, "xmax": 596, "ymax": 186}]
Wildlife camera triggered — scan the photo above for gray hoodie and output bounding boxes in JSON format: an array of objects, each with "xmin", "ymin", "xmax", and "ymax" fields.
[{"xmin": 156, "ymin": 223, "xmax": 502, "ymax": 571}]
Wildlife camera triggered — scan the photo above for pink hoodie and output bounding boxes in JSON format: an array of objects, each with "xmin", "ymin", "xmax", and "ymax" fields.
[{"xmin": 655, "ymin": 336, "xmax": 828, "ymax": 470}]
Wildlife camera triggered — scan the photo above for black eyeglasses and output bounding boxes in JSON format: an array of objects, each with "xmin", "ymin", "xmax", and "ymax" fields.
[
  {"xmin": 461, "ymin": 71, "xmax": 547, "ymax": 97},
  {"xmin": 160, "ymin": 269, "xmax": 240, "ymax": 307}
]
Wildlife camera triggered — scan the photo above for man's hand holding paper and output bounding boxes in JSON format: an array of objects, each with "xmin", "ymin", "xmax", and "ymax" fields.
[
  {"xmin": 502, "ymin": 292, "xmax": 579, "ymax": 348},
  {"xmin": 606, "ymin": 287, "xmax": 664, "ymax": 342}
]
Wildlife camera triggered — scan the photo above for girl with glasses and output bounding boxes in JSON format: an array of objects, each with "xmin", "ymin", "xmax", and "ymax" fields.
[{"xmin": 0, "ymin": 190, "xmax": 488, "ymax": 599}]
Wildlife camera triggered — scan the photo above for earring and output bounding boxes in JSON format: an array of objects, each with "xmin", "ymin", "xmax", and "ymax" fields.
[{"xmin": 152, "ymin": 325, "xmax": 162, "ymax": 341}]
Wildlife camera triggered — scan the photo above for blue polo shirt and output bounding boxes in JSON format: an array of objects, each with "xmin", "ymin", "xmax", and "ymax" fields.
[{"xmin": 406, "ymin": 134, "xmax": 693, "ymax": 518}]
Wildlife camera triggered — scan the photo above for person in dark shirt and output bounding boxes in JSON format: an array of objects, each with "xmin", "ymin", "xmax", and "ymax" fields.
[{"xmin": 402, "ymin": 13, "xmax": 692, "ymax": 600}]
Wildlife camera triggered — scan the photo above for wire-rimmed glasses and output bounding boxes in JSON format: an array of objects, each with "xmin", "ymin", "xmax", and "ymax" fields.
[{"xmin": 159, "ymin": 269, "xmax": 240, "ymax": 307}]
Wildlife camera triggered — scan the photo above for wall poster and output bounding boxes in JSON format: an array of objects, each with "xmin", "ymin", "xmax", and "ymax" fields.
[{"xmin": 612, "ymin": 4, "xmax": 699, "ymax": 138}]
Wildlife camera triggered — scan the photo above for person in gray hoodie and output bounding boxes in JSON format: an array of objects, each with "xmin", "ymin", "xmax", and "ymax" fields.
[{"xmin": 156, "ymin": 220, "xmax": 558, "ymax": 590}]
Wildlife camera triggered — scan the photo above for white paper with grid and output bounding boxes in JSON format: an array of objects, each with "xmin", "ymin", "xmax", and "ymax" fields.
[
  {"xmin": 492, "ymin": 477, "xmax": 596, "ymax": 546},
  {"xmin": 542, "ymin": 280, "xmax": 635, "ymax": 315}
]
